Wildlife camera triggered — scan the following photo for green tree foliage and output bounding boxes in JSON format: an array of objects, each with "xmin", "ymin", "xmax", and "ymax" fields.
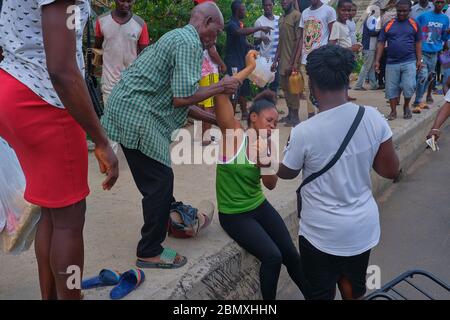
[{"xmin": 133, "ymin": 0, "xmax": 282, "ymax": 55}]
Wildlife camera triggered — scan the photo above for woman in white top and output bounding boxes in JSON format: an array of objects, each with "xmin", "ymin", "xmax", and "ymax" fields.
[
  {"xmin": 278, "ymin": 45, "xmax": 400, "ymax": 300},
  {"xmin": 0, "ymin": 0, "xmax": 118, "ymax": 299}
]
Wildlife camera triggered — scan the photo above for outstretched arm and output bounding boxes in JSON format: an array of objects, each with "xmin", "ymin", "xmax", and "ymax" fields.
[
  {"xmin": 188, "ymin": 105, "xmax": 217, "ymax": 125},
  {"xmin": 42, "ymin": 0, "xmax": 118, "ymax": 190},
  {"xmin": 215, "ymin": 50, "xmax": 258, "ymax": 132}
]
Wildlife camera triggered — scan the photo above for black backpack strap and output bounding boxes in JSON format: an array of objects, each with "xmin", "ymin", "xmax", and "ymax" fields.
[
  {"xmin": 86, "ymin": 13, "xmax": 93, "ymax": 77},
  {"xmin": 296, "ymin": 105, "xmax": 365, "ymax": 194}
]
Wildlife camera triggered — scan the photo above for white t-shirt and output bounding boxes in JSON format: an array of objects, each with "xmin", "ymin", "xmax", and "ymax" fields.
[
  {"xmin": 0, "ymin": 0, "xmax": 89, "ymax": 108},
  {"xmin": 410, "ymin": 2, "xmax": 434, "ymax": 20},
  {"xmin": 330, "ymin": 21, "xmax": 352, "ymax": 48},
  {"xmin": 282, "ymin": 103, "xmax": 393, "ymax": 256},
  {"xmin": 444, "ymin": 87, "xmax": 450, "ymax": 101},
  {"xmin": 95, "ymin": 13, "xmax": 149, "ymax": 96},
  {"xmin": 299, "ymin": 4, "xmax": 337, "ymax": 65},
  {"xmin": 254, "ymin": 15, "xmax": 280, "ymax": 60}
]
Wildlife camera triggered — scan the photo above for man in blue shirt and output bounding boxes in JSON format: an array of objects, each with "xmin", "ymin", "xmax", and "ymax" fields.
[
  {"xmin": 412, "ymin": 0, "xmax": 449, "ymax": 112},
  {"xmin": 225, "ymin": 0, "xmax": 272, "ymax": 117},
  {"xmin": 375, "ymin": 0, "xmax": 423, "ymax": 121}
]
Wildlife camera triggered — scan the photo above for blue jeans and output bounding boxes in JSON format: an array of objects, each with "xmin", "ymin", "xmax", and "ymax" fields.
[
  {"xmin": 414, "ymin": 52, "xmax": 438, "ymax": 104},
  {"xmin": 442, "ymin": 67, "xmax": 450, "ymax": 89},
  {"xmin": 385, "ymin": 61, "xmax": 417, "ymax": 100},
  {"xmin": 355, "ymin": 50, "xmax": 378, "ymax": 89}
]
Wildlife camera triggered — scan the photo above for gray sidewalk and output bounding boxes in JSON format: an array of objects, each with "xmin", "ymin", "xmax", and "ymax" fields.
[{"xmin": 278, "ymin": 125, "xmax": 450, "ymax": 300}]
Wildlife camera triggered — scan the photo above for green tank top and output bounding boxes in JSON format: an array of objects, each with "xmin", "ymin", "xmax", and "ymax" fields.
[{"xmin": 216, "ymin": 136, "xmax": 266, "ymax": 214}]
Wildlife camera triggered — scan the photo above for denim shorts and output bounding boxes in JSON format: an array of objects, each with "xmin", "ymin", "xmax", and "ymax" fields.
[{"xmin": 385, "ymin": 61, "xmax": 417, "ymax": 99}]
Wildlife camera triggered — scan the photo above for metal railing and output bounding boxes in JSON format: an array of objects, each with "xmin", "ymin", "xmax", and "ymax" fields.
[{"xmin": 364, "ymin": 269, "xmax": 450, "ymax": 300}]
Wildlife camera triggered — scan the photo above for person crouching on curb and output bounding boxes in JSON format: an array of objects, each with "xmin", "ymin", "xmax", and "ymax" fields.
[{"xmin": 213, "ymin": 50, "xmax": 310, "ymax": 300}]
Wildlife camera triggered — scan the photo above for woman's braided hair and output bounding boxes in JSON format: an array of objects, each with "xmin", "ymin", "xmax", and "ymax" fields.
[{"xmin": 305, "ymin": 44, "xmax": 356, "ymax": 91}]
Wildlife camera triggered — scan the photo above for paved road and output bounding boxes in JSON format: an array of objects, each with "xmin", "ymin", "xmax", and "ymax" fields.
[{"xmin": 278, "ymin": 125, "xmax": 450, "ymax": 300}]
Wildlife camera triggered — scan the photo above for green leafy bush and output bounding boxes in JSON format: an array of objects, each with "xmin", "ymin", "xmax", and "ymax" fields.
[{"xmin": 132, "ymin": 0, "xmax": 282, "ymax": 55}]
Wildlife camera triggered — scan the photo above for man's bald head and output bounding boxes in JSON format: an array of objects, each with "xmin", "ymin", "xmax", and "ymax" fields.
[
  {"xmin": 191, "ymin": 2, "xmax": 224, "ymax": 25},
  {"xmin": 190, "ymin": 2, "xmax": 224, "ymax": 49}
]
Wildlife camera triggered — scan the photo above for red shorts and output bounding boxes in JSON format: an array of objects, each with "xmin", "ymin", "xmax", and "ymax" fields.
[{"xmin": 0, "ymin": 69, "xmax": 89, "ymax": 208}]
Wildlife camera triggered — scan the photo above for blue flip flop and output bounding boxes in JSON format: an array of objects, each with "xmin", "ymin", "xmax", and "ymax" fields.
[
  {"xmin": 110, "ymin": 269, "xmax": 145, "ymax": 300},
  {"xmin": 81, "ymin": 269, "xmax": 121, "ymax": 290}
]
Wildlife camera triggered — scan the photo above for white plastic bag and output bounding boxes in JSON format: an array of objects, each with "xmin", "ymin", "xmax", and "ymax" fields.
[
  {"xmin": 0, "ymin": 137, "xmax": 41, "ymax": 254},
  {"xmin": 248, "ymin": 56, "xmax": 275, "ymax": 88}
]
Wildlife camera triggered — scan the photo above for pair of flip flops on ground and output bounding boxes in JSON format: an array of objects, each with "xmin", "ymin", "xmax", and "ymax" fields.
[{"xmin": 82, "ymin": 268, "xmax": 145, "ymax": 300}]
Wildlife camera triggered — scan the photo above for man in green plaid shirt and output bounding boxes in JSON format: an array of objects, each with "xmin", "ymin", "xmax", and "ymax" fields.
[{"xmin": 101, "ymin": 2, "xmax": 241, "ymax": 268}]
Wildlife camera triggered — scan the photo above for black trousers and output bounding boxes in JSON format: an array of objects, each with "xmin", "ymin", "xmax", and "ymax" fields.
[
  {"xmin": 219, "ymin": 200, "xmax": 309, "ymax": 300},
  {"xmin": 378, "ymin": 50, "xmax": 387, "ymax": 86},
  {"xmin": 122, "ymin": 146, "xmax": 175, "ymax": 258},
  {"xmin": 299, "ymin": 236, "xmax": 370, "ymax": 300}
]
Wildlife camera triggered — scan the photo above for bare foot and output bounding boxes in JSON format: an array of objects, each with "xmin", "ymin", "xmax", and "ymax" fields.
[{"xmin": 403, "ymin": 107, "xmax": 412, "ymax": 119}]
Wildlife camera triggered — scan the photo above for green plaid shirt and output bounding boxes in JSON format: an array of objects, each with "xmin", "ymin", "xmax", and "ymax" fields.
[{"xmin": 101, "ymin": 24, "xmax": 202, "ymax": 167}]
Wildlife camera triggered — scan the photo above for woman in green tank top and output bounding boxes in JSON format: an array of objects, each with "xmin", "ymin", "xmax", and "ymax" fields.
[{"xmin": 213, "ymin": 51, "xmax": 309, "ymax": 300}]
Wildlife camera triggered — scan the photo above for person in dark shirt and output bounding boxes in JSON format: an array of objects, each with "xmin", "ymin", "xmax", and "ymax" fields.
[
  {"xmin": 225, "ymin": 0, "xmax": 272, "ymax": 117},
  {"xmin": 295, "ymin": 0, "xmax": 312, "ymax": 12},
  {"xmin": 374, "ymin": 0, "xmax": 422, "ymax": 121}
]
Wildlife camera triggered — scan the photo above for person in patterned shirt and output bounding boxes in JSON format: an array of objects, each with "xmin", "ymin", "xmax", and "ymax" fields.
[
  {"xmin": 0, "ymin": 0, "xmax": 119, "ymax": 300},
  {"xmin": 101, "ymin": 2, "xmax": 241, "ymax": 269}
]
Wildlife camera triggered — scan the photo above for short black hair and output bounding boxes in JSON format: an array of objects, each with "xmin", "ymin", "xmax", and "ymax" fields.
[
  {"xmin": 247, "ymin": 90, "xmax": 277, "ymax": 126},
  {"xmin": 396, "ymin": 0, "xmax": 412, "ymax": 8},
  {"xmin": 261, "ymin": 0, "xmax": 275, "ymax": 6},
  {"xmin": 337, "ymin": 0, "xmax": 353, "ymax": 8},
  {"xmin": 306, "ymin": 45, "xmax": 356, "ymax": 91},
  {"xmin": 231, "ymin": 0, "xmax": 243, "ymax": 16}
]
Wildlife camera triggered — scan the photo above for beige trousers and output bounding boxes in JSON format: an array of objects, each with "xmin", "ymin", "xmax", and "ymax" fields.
[
  {"xmin": 300, "ymin": 64, "xmax": 316, "ymax": 114},
  {"xmin": 280, "ymin": 74, "xmax": 300, "ymax": 110}
]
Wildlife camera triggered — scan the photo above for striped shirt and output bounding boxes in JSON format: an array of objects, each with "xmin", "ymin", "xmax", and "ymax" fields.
[
  {"xmin": 101, "ymin": 24, "xmax": 202, "ymax": 167},
  {"xmin": 254, "ymin": 15, "xmax": 280, "ymax": 60}
]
